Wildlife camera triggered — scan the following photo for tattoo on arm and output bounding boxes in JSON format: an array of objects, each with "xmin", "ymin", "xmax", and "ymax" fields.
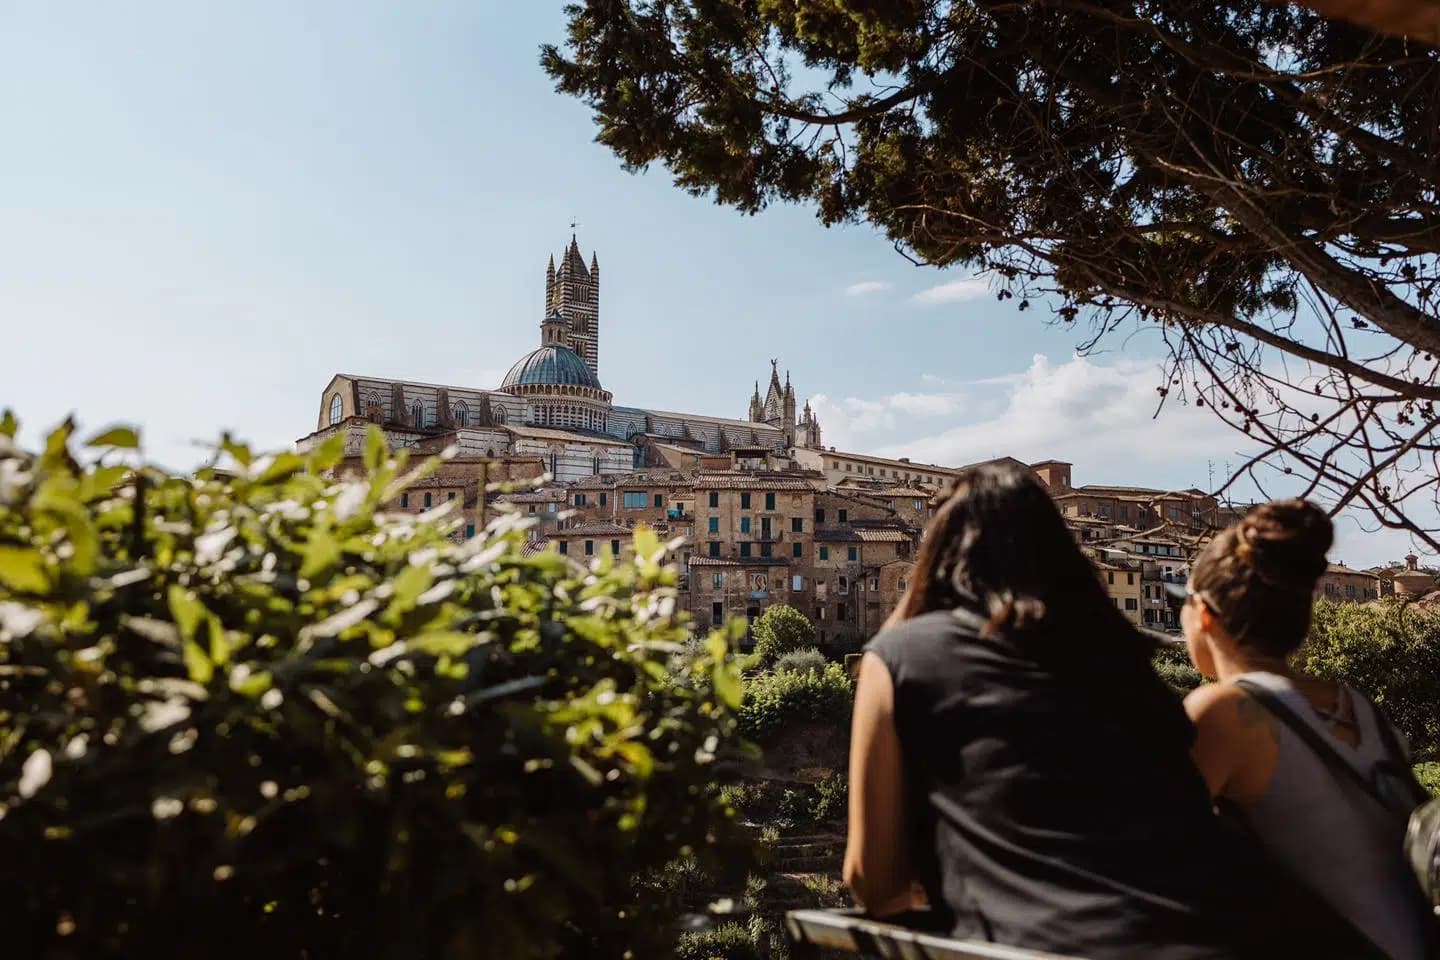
[{"xmin": 1236, "ymin": 695, "xmax": 1278, "ymax": 740}]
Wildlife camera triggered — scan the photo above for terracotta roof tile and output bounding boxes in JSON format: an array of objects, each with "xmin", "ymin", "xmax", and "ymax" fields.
[
  {"xmin": 693, "ymin": 473, "xmax": 819, "ymax": 491},
  {"xmin": 555, "ymin": 521, "xmax": 633, "ymax": 536},
  {"xmin": 854, "ymin": 528, "xmax": 912, "ymax": 543},
  {"xmin": 687, "ymin": 556, "xmax": 793, "ymax": 567}
]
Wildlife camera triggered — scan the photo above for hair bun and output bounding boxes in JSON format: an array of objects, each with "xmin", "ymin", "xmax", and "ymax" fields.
[{"xmin": 1237, "ymin": 499, "xmax": 1332, "ymax": 591}]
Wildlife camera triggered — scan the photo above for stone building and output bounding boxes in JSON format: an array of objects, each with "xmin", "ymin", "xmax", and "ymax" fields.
[
  {"xmin": 1092, "ymin": 558, "xmax": 1144, "ymax": 626},
  {"xmin": 1316, "ymin": 564, "xmax": 1382, "ymax": 603},
  {"xmin": 303, "ymin": 236, "xmax": 825, "ymax": 486},
  {"xmin": 300, "ymin": 233, "xmax": 1407, "ymax": 643},
  {"xmin": 1370, "ymin": 554, "xmax": 1437, "ymax": 599},
  {"xmin": 1054, "ymin": 484, "xmax": 1220, "ymax": 532}
]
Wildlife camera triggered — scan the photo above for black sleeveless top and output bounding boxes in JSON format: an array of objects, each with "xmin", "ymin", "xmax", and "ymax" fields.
[{"xmin": 866, "ymin": 610, "xmax": 1359, "ymax": 960}]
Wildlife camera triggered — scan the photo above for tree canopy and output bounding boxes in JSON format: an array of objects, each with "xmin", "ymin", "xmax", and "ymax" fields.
[{"xmin": 545, "ymin": 1, "xmax": 1440, "ymax": 549}]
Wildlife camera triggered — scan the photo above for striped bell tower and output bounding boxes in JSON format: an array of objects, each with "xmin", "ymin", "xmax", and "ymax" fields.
[{"xmin": 545, "ymin": 233, "xmax": 601, "ymax": 379}]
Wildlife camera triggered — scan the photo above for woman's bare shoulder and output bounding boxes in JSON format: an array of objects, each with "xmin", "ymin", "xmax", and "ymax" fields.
[
  {"xmin": 1185, "ymin": 681, "xmax": 1278, "ymax": 739},
  {"xmin": 1184, "ymin": 681, "xmax": 1247, "ymax": 724}
]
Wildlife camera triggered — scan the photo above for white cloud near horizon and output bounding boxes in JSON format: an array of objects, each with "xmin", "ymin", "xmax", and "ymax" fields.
[
  {"xmin": 875, "ymin": 353, "xmax": 1237, "ymax": 466},
  {"xmin": 808, "ymin": 390, "xmax": 966, "ymax": 451},
  {"xmin": 811, "ymin": 352, "xmax": 1440, "ymax": 567},
  {"xmin": 910, "ymin": 276, "xmax": 990, "ymax": 306},
  {"xmin": 844, "ymin": 280, "xmax": 891, "ymax": 297}
]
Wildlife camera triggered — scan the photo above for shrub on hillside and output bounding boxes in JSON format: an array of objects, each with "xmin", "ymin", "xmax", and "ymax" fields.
[
  {"xmin": 0, "ymin": 417, "xmax": 749, "ymax": 958},
  {"xmin": 1151, "ymin": 645, "xmax": 1204, "ymax": 696},
  {"xmin": 751, "ymin": 604, "xmax": 814, "ymax": 664},
  {"xmin": 809, "ymin": 774, "xmax": 847, "ymax": 823},
  {"xmin": 673, "ymin": 921, "xmax": 762, "ymax": 960},
  {"xmin": 1301, "ymin": 600, "xmax": 1440, "ymax": 759},
  {"xmin": 772, "ymin": 647, "xmax": 826, "ymax": 676},
  {"xmin": 1416, "ymin": 762, "xmax": 1440, "ymax": 799},
  {"xmin": 739, "ymin": 662, "xmax": 853, "ymax": 743}
]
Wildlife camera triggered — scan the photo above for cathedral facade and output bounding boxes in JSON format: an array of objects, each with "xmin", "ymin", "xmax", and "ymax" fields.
[{"xmin": 308, "ymin": 237, "xmax": 823, "ymax": 481}]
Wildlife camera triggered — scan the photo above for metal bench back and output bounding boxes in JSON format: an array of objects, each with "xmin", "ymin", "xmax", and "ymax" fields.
[{"xmin": 786, "ymin": 909, "xmax": 1087, "ymax": 960}]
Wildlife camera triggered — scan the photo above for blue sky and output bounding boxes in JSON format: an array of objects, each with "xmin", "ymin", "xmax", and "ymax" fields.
[{"xmin": 0, "ymin": 1, "xmax": 1421, "ymax": 566}]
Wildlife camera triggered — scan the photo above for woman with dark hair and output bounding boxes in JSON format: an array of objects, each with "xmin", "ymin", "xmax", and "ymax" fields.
[
  {"xmin": 1182, "ymin": 500, "xmax": 1432, "ymax": 960},
  {"xmin": 842, "ymin": 464, "xmax": 1393, "ymax": 959},
  {"xmin": 844, "ymin": 462, "xmax": 1246, "ymax": 959}
]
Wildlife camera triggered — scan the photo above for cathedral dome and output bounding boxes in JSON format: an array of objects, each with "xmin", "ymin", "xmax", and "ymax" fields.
[{"xmin": 500, "ymin": 345, "xmax": 602, "ymax": 391}]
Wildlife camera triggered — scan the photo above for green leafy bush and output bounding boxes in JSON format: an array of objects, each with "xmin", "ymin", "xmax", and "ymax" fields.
[
  {"xmin": 0, "ymin": 418, "xmax": 749, "ymax": 957},
  {"xmin": 750, "ymin": 604, "xmax": 814, "ymax": 664},
  {"xmin": 809, "ymin": 774, "xmax": 847, "ymax": 823},
  {"xmin": 1151, "ymin": 645, "xmax": 1204, "ymax": 696},
  {"xmin": 1416, "ymin": 762, "xmax": 1440, "ymax": 799},
  {"xmin": 772, "ymin": 647, "xmax": 826, "ymax": 676},
  {"xmin": 673, "ymin": 921, "xmax": 762, "ymax": 960},
  {"xmin": 1301, "ymin": 601, "xmax": 1440, "ymax": 759},
  {"xmin": 739, "ymin": 662, "xmax": 854, "ymax": 743}
]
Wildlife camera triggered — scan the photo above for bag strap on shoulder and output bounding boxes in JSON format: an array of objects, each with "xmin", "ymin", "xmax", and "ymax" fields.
[{"xmin": 1234, "ymin": 679, "xmax": 1385, "ymax": 803}]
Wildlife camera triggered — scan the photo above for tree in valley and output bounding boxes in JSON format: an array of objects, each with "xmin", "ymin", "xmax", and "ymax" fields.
[{"xmin": 545, "ymin": 1, "xmax": 1440, "ymax": 548}]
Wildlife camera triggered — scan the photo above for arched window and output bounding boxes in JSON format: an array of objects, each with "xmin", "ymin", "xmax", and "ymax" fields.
[
  {"xmin": 365, "ymin": 392, "xmax": 382, "ymax": 421},
  {"xmin": 494, "ymin": 406, "xmax": 506, "ymax": 425},
  {"xmin": 411, "ymin": 401, "xmax": 424, "ymax": 427},
  {"xmin": 328, "ymin": 393, "xmax": 343, "ymax": 425},
  {"xmin": 453, "ymin": 401, "xmax": 468, "ymax": 427}
]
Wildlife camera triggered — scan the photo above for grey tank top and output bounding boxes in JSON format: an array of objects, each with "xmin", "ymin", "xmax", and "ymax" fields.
[{"xmin": 1235, "ymin": 671, "xmax": 1426, "ymax": 960}]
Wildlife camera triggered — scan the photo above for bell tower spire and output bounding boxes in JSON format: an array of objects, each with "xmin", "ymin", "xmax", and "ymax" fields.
[{"xmin": 548, "ymin": 230, "xmax": 601, "ymax": 379}]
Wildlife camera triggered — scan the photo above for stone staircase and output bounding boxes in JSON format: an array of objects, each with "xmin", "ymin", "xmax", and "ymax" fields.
[{"xmin": 765, "ymin": 832, "xmax": 846, "ymax": 912}]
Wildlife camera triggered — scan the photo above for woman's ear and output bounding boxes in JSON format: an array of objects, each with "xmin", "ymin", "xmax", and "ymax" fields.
[{"xmin": 1195, "ymin": 601, "xmax": 1218, "ymax": 636}]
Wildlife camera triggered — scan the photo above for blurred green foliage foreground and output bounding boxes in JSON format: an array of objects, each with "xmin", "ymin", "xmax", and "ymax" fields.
[{"xmin": 0, "ymin": 415, "xmax": 752, "ymax": 958}]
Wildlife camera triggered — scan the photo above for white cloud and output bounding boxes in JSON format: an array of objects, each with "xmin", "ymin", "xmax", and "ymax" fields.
[
  {"xmin": 910, "ymin": 276, "xmax": 990, "ymax": 306},
  {"xmin": 844, "ymin": 280, "xmax": 891, "ymax": 297},
  {"xmin": 809, "ymin": 354, "xmax": 1438, "ymax": 569},
  {"xmin": 809, "ymin": 389, "xmax": 966, "ymax": 453},
  {"xmin": 887, "ymin": 392, "xmax": 964, "ymax": 417},
  {"xmin": 875, "ymin": 353, "xmax": 1235, "ymax": 466}
]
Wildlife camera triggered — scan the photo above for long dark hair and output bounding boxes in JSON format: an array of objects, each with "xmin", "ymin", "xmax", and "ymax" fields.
[{"xmin": 889, "ymin": 461, "xmax": 1146, "ymax": 658}]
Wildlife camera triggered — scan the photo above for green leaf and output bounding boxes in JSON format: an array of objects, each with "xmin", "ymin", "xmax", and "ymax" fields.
[
  {"xmin": 711, "ymin": 661, "xmax": 743, "ymax": 710},
  {"xmin": 363, "ymin": 424, "xmax": 388, "ymax": 472},
  {"xmin": 84, "ymin": 426, "xmax": 140, "ymax": 449},
  {"xmin": 632, "ymin": 524, "xmax": 660, "ymax": 563},
  {"xmin": 230, "ymin": 668, "xmax": 273, "ymax": 698},
  {"xmin": 167, "ymin": 586, "xmax": 206, "ymax": 642},
  {"xmin": 0, "ymin": 546, "xmax": 48, "ymax": 593},
  {"xmin": 43, "ymin": 419, "xmax": 74, "ymax": 460},
  {"xmin": 408, "ymin": 631, "xmax": 483, "ymax": 657},
  {"xmin": 220, "ymin": 433, "xmax": 253, "ymax": 468},
  {"xmin": 0, "ymin": 409, "xmax": 17, "ymax": 438},
  {"xmin": 182, "ymin": 632, "xmax": 214, "ymax": 685},
  {"xmin": 389, "ymin": 564, "xmax": 433, "ymax": 614},
  {"xmin": 299, "ymin": 526, "xmax": 341, "ymax": 580},
  {"xmin": 254, "ymin": 452, "xmax": 305, "ymax": 484},
  {"xmin": 307, "ymin": 431, "xmax": 345, "ymax": 473}
]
